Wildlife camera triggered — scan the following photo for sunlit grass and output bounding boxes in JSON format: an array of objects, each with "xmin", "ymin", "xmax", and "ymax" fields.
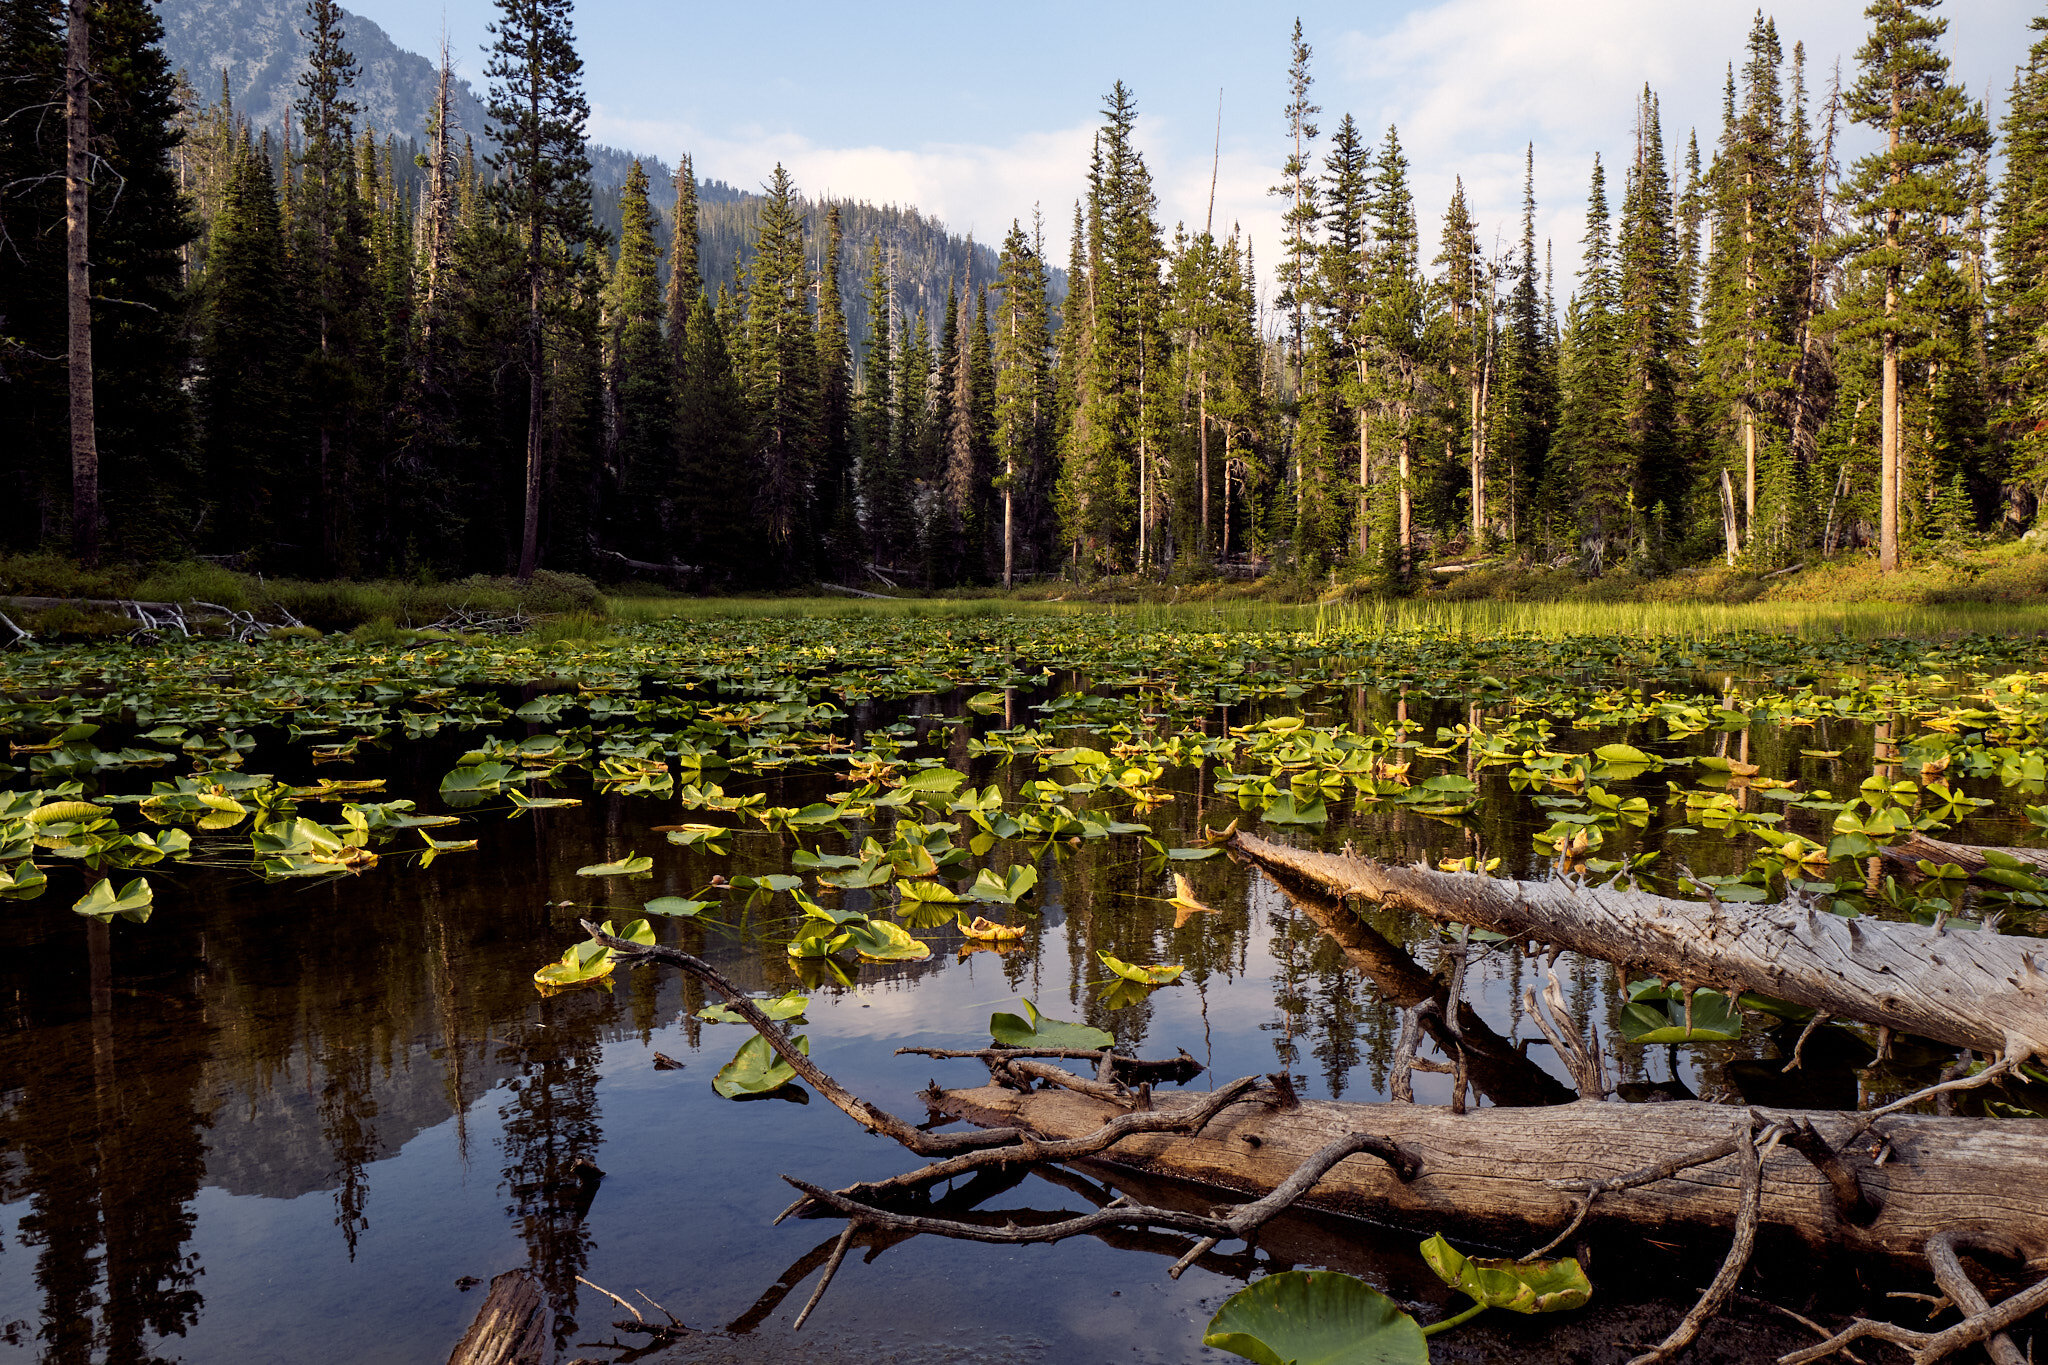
[{"xmin": 614, "ymin": 592, "xmax": 2048, "ymax": 642}]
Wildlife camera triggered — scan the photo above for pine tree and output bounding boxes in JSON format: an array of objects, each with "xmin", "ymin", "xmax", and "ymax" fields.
[
  {"xmin": 1835, "ymin": 0, "xmax": 1992, "ymax": 570},
  {"xmin": 1993, "ymin": 13, "xmax": 2048, "ymax": 509},
  {"xmin": 604, "ymin": 161, "xmax": 672, "ymax": 560},
  {"xmin": 1058, "ymin": 83, "xmax": 1162, "ymax": 571},
  {"xmin": 484, "ymin": 0, "xmax": 595, "ymax": 578},
  {"xmin": 1317, "ymin": 114, "xmax": 1372, "ymax": 556},
  {"xmin": 665, "ymin": 151, "xmax": 701, "ymax": 348},
  {"xmin": 200, "ymin": 143, "xmax": 294, "ymax": 553},
  {"xmin": 993, "ymin": 217, "xmax": 1051, "ymax": 584},
  {"xmin": 745, "ymin": 164, "xmax": 818, "ymax": 571},
  {"xmin": 815, "ymin": 204, "xmax": 854, "ymax": 562},
  {"xmin": 1616, "ymin": 88, "xmax": 1684, "ymax": 526},
  {"xmin": 1492, "ymin": 146, "xmax": 1554, "ymax": 543},
  {"xmin": 1271, "ymin": 19, "xmax": 1321, "ymax": 384},
  {"xmin": 1435, "ymin": 178, "xmax": 1490, "ymax": 543},
  {"xmin": 1365, "ymin": 124, "xmax": 1431, "ymax": 573},
  {"xmin": 857, "ymin": 235, "xmax": 902, "ymax": 565},
  {"xmin": 1557, "ymin": 156, "xmax": 1631, "ymax": 560},
  {"xmin": 674, "ymin": 293, "xmax": 752, "ymax": 579}
]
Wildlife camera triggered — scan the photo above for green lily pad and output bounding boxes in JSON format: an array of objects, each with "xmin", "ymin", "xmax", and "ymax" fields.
[
  {"xmin": 642, "ymin": 896, "xmax": 711, "ymax": 917},
  {"xmin": 1619, "ymin": 983, "xmax": 1745, "ymax": 1044},
  {"xmin": 1203, "ymin": 1270, "xmax": 1428, "ymax": 1365},
  {"xmin": 842, "ymin": 917, "xmax": 932, "ymax": 961},
  {"xmin": 1261, "ymin": 792, "xmax": 1329, "ymax": 824},
  {"xmin": 577, "ymin": 852, "xmax": 654, "ymax": 877},
  {"xmin": 968, "ymin": 864, "xmax": 1039, "ymax": 904},
  {"xmin": 989, "ymin": 998, "xmax": 1113, "ymax": 1050},
  {"xmin": 1098, "ymin": 950, "xmax": 1183, "ymax": 985},
  {"xmin": 72, "ymin": 876, "xmax": 153, "ymax": 923},
  {"xmin": 698, "ymin": 989, "xmax": 809, "ymax": 1024},
  {"xmin": 1420, "ymin": 1234, "xmax": 1591, "ymax": 1314},
  {"xmin": 712, "ymin": 1032, "xmax": 809, "ymax": 1098}
]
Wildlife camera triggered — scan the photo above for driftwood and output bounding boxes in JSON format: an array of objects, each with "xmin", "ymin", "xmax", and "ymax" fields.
[
  {"xmin": 447, "ymin": 1268, "xmax": 546, "ymax": 1365},
  {"xmin": 1879, "ymin": 832, "xmax": 2048, "ymax": 878},
  {"xmin": 818, "ymin": 582, "xmax": 892, "ymax": 599},
  {"xmin": 931, "ymin": 1080, "xmax": 2048, "ymax": 1268},
  {"xmin": 1229, "ymin": 831, "xmax": 2048, "ymax": 1063}
]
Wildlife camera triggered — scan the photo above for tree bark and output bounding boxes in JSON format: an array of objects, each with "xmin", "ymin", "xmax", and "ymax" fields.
[
  {"xmin": 932, "ymin": 1081, "xmax": 2048, "ymax": 1267},
  {"xmin": 1880, "ymin": 79, "xmax": 1902, "ymax": 574},
  {"xmin": 446, "ymin": 1268, "xmax": 546, "ymax": 1365},
  {"xmin": 1229, "ymin": 831, "xmax": 2048, "ymax": 1063},
  {"xmin": 65, "ymin": 0, "xmax": 97, "ymax": 565},
  {"xmin": 1719, "ymin": 468, "xmax": 1741, "ymax": 566}
]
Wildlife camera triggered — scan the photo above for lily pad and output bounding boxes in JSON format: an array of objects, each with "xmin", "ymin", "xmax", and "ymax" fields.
[
  {"xmin": 72, "ymin": 876, "xmax": 153, "ymax": 923},
  {"xmin": 1203, "ymin": 1270, "xmax": 1428, "ymax": 1365},
  {"xmin": 577, "ymin": 852, "xmax": 654, "ymax": 877},
  {"xmin": 959, "ymin": 915, "xmax": 1027, "ymax": 942},
  {"xmin": 989, "ymin": 998, "xmax": 1113, "ymax": 1050},
  {"xmin": 1098, "ymin": 951, "xmax": 1183, "ymax": 985},
  {"xmin": 842, "ymin": 917, "xmax": 932, "ymax": 961},
  {"xmin": 642, "ymin": 895, "xmax": 711, "ymax": 917},
  {"xmin": 1420, "ymin": 1234, "xmax": 1591, "ymax": 1314},
  {"xmin": 712, "ymin": 1032, "xmax": 809, "ymax": 1098},
  {"xmin": 1619, "ymin": 982, "xmax": 1745, "ymax": 1044},
  {"xmin": 968, "ymin": 864, "xmax": 1039, "ymax": 904},
  {"xmin": 698, "ymin": 989, "xmax": 809, "ymax": 1024}
]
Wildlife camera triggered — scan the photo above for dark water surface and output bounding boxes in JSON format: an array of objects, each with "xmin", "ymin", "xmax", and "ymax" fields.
[{"xmin": 0, "ymin": 678, "xmax": 2016, "ymax": 1363}]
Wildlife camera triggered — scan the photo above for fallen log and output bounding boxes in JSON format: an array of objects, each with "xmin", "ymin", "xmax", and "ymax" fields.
[
  {"xmin": 1879, "ymin": 832, "xmax": 2048, "ymax": 878},
  {"xmin": 932, "ymin": 1080, "xmax": 2048, "ymax": 1268},
  {"xmin": 447, "ymin": 1268, "xmax": 546, "ymax": 1365},
  {"xmin": 1229, "ymin": 830, "xmax": 2048, "ymax": 1063}
]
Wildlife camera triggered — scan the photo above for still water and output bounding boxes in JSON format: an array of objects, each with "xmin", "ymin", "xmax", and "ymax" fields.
[{"xmin": 0, "ymin": 680, "xmax": 1972, "ymax": 1363}]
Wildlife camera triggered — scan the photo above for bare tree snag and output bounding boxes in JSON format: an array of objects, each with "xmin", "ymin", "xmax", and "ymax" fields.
[
  {"xmin": 64, "ymin": 0, "xmax": 97, "ymax": 565},
  {"xmin": 932, "ymin": 1080, "xmax": 2048, "ymax": 1268},
  {"xmin": 1878, "ymin": 833, "xmax": 2048, "ymax": 879},
  {"xmin": 1229, "ymin": 832, "xmax": 2048, "ymax": 1062}
]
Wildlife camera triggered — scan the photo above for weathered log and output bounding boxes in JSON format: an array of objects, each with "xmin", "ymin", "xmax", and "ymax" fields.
[
  {"xmin": 1879, "ymin": 832, "xmax": 2048, "ymax": 878},
  {"xmin": 447, "ymin": 1268, "xmax": 546, "ymax": 1365},
  {"xmin": 933, "ymin": 1080, "xmax": 2048, "ymax": 1268},
  {"xmin": 1230, "ymin": 830, "xmax": 2048, "ymax": 1062}
]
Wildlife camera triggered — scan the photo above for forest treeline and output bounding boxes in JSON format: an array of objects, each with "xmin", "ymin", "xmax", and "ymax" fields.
[{"xmin": 3, "ymin": 0, "xmax": 2045, "ymax": 587}]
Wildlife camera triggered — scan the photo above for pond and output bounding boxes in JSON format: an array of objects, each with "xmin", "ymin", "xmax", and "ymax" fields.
[{"xmin": 4, "ymin": 612, "xmax": 2047, "ymax": 1363}]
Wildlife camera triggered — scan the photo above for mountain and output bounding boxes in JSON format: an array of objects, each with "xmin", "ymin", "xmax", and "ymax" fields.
[{"xmin": 155, "ymin": 0, "xmax": 1061, "ymax": 349}]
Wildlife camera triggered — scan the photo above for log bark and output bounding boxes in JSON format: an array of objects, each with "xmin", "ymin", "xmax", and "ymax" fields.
[
  {"xmin": 447, "ymin": 1268, "xmax": 546, "ymax": 1365},
  {"xmin": 933, "ymin": 1081, "xmax": 2048, "ymax": 1268},
  {"xmin": 1878, "ymin": 833, "xmax": 2048, "ymax": 878},
  {"xmin": 1230, "ymin": 831, "xmax": 2048, "ymax": 1063}
]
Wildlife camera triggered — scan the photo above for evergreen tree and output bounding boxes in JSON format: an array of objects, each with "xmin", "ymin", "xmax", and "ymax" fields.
[
  {"xmin": 294, "ymin": 0, "xmax": 362, "ymax": 571},
  {"xmin": 1993, "ymin": 13, "xmax": 2048, "ymax": 510},
  {"xmin": 1271, "ymin": 19, "xmax": 1321, "ymax": 383},
  {"xmin": 815, "ymin": 204, "xmax": 854, "ymax": 561},
  {"xmin": 1557, "ymin": 156, "xmax": 1631, "ymax": 559},
  {"xmin": 199, "ymin": 143, "xmax": 294, "ymax": 554},
  {"xmin": 1364, "ymin": 124, "xmax": 1431, "ymax": 573},
  {"xmin": 745, "ymin": 164, "xmax": 818, "ymax": 571},
  {"xmin": 484, "ymin": 0, "xmax": 595, "ymax": 577},
  {"xmin": 665, "ymin": 151, "xmax": 701, "ymax": 347},
  {"xmin": 1435, "ymin": 178, "xmax": 1490, "ymax": 543},
  {"xmin": 857, "ymin": 235, "xmax": 902, "ymax": 564},
  {"xmin": 1835, "ymin": 0, "xmax": 1992, "ymax": 570},
  {"xmin": 1491, "ymin": 146, "xmax": 1554, "ymax": 543},
  {"xmin": 993, "ymin": 217, "xmax": 1051, "ymax": 583},
  {"xmin": 674, "ymin": 293, "xmax": 752, "ymax": 579},
  {"xmin": 1616, "ymin": 88, "xmax": 1684, "ymax": 526},
  {"xmin": 1317, "ymin": 114, "xmax": 1372, "ymax": 557},
  {"xmin": 604, "ymin": 160, "xmax": 672, "ymax": 561}
]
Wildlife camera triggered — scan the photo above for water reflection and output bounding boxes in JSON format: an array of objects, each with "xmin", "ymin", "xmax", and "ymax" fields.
[{"xmin": 0, "ymin": 675, "xmax": 2000, "ymax": 1363}]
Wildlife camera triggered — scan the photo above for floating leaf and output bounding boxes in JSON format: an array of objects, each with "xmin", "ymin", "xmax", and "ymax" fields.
[
  {"xmin": 1203, "ymin": 1270, "xmax": 1429, "ymax": 1365},
  {"xmin": 1593, "ymin": 743, "xmax": 1652, "ymax": 766},
  {"xmin": 958, "ymin": 915, "xmax": 1026, "ymax": 942},
  {"xmin": 712, "ymin": 1032, "xmax": 808, "ymax": 1098},
  {"xmin": 1167, "ymin": 872, "xmax": 1218, "ymax": 927},
  {"xmin": 968, "ymin": 864, "xmax": 1039, "ymax": 904},
  {"xmin": 1420, "ymin": 1234, "xmax": 1591, "ymax": 1314},
  {"xmin": 989, "ymin": 999, "xmax": 1112, "ymax": 1050},
  {"xmin": 1619, "ymin": 982, "xmax": 1745, "ymax": 1044},
  {"xmin": 843, "ymin": 916, "xmax": 932, "ymax": 961},
  {"xmin": 642, "ymin": 895, "xmax": 711, "ymax": 917},
  {"xmin": 577, "ymin": 852, "xmax": 653, "ymax": 877},
  {"xmin": 1261, "ymin": 792, "xmax": 1328, "ymax": 824},
  {"xmin": 698, "ymin": 989, "xmax": 809, "ymax": 1024},
  {"xmin": 1098, "ymin": 950, "xmax": 1183, "ymax": 985},
  {"xmin": 72, "ymin": 876, "xmax": 152, "ymax": 923}
]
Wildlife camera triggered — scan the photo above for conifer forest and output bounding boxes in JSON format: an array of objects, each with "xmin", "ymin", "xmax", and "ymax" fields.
[{"xmin": 5, "ymin": 0, "xmax": 2047, "ymax": 589}]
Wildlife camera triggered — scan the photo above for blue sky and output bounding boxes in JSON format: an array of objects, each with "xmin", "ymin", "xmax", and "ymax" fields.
[{"xmin": 346, "ymin": 0, "xmax": 2041, "ymax": 296}]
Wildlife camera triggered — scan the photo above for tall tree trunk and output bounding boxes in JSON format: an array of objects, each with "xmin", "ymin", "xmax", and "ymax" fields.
[
  {"xmin": 1468, "ymin": 380, "xmax": 1483, "ymax": 542},
  {"xmin": 1743, "ymin": 406, "xmax": 1757, "ymax": 537},
  {"xmin": 1198, "ymin": 375, "xmax": 1209, "ymax": 557},
  {"xmin": 519, "ymin": 223, "xmax": 544, "ymax": 580},
  {"xmin": 1879, "ymin": 82, "xmax": 1902, "ymax": 574},
  {"xmin": 1002, "ymin": 453, "xmax": 1013, "ymax": 587},
  {"xmin": 1356, "ymin": 357, "xmax": 1370, "ymax": 556},
  {"xmin": 1720, "ymin": 468, "xmax": 1740, "ymax": 566},
  {"xmin": 65, "ymin": 0, "xmax": 97, "ymax": 565},
  {"xmin": 1397, "ymin": 432, "xmax": 1412, "ymax": 572}
]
